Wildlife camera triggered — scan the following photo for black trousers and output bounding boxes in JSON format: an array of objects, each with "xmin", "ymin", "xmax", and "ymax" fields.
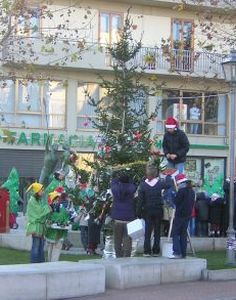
[{"xmin": 144, "ymin": 210, "xmax": 163, "ymax": 255}]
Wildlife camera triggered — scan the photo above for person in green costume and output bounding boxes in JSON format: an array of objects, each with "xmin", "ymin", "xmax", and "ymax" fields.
[
  {"xmin": 26, "ymin": 183, "xmax": 52, "ymax": 263},
  {"xmin": 46, "ymin": 191, "xmax": 70, "ymax": 262}
]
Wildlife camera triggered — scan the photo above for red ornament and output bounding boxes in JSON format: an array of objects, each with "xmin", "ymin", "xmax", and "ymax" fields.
[
  {"xmin": 133, "ymin": 131, "xmax": 142, "ymax": 141},
  {"xmin": 105, "ymin": 146, "xmax": 111, "ymax": 153}
]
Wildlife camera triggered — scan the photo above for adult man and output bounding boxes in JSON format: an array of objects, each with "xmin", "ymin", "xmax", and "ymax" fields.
[
  {"xmin": 189, "ymin": 103, "xmax": 200, "ymax": 134},
  {"xmin": 162, "ymin": 116, "xmax": 190, "ymax": 173}
]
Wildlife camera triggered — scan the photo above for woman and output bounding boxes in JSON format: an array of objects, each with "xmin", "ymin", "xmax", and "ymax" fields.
[
  {"xmin": 26, "ymin": 182, "xmax": 51, "ymax": 263},
  {"xmin": 111, "ymin": 173, "xmax": 137, "ymax": 258}
]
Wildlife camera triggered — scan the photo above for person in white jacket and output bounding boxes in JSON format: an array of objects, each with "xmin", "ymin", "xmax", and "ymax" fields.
[{"xmin": 189, "ymin": 103, "xmax": 200, "ymax": 134}]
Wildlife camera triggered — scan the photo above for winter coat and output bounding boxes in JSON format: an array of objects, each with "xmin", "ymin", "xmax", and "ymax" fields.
[
  {"xmin": 26, "ymin": 195, "xmax": 51, "ymax": 237},
  {"xmin": 209, "ymin": 197, "xmax": 224, "ymax": 225},
  {"xmin": 174, "ymin": 186, "xmax": 195, "ymax": 218},
  {"xmin": 195, "ymin": 193, "xmax": 209, "ymax": 221},
  {"xmin": 195, "ymin": 199, "xmax": 209, "ymax": 221},
  {"xmin": 110, "ymin": 178, "xmax": 137, "ymax": 221},
  {"xmin": 137, "ymin": 176, "xmax": 172, "ymax": 217},
  {"xmin": 163, "ymin": 128, "xmax": 190, "ymax": 164}
]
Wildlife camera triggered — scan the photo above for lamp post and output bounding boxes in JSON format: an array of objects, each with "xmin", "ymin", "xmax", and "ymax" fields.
[{"xmin": 222, "ymin": 50, "xmax": 236, "ymax": 265}]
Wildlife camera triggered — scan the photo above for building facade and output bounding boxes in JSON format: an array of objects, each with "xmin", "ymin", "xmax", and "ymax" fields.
[{"xmin": 0, "ymin": 0, "xmax": 233, "ymax": 196}]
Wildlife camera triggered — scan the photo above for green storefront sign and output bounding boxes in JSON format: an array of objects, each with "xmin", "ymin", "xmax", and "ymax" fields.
[{"xmin": 0, "ymin": 129, "xmax": 96, "ymax": 148}]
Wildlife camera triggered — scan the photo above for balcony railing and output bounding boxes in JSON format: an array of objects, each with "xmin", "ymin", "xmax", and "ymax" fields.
[{"xmin": 1, "ymin": 38, "xmax": 224, "ymax": 79}]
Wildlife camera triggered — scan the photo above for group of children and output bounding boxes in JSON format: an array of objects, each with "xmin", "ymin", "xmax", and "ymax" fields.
[
  {"xmin": 25, "ymin": 166, "xmax": 229, "ymax": 263},
  {"xmin": 25, "ymin": 180, "xmax": 105, "ymax": 263},
  {"xmin": 26, "ymin": 182, "xmax": 76, "ymax": 263}
]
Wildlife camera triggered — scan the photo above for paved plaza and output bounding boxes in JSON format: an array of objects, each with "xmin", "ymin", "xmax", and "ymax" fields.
[{"xmin": 69, "ymin": 280, "xmax": 236, "ymax": 300}]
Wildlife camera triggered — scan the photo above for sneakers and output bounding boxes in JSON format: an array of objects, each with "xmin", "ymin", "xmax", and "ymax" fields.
[
  {"xmin": 152, "ymin": 253, "xmax": 160, "ymax": 257},
  {"xmin": 143, "ymin": 253, "xmax": 151, "ymax": 257},
  {"xmin": 169, "ymin": 254, "xmax": 182, "ymax": 259}
]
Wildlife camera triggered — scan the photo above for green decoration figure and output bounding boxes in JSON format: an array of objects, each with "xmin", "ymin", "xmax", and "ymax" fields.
[
  {"xmin": 1, "ymin": 167, "xmax": 20, "ymax": 229},
  {"xmin": 39, "ymin": 137, "xmax": 59, "ymax": 186}
]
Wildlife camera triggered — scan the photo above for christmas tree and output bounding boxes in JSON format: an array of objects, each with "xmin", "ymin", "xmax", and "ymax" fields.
[{"xmin": 88, "ymin": 11, "xmax": 159, "ymax": 188}]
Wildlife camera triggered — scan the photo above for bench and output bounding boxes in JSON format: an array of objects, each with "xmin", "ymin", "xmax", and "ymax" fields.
[
  {"xmin": 80, "ymin": 256, "xmax": 207, "ymax": 289},
  {"xmin": 0, "ymin": 261, "xmax": 105, "ymax": 300}
]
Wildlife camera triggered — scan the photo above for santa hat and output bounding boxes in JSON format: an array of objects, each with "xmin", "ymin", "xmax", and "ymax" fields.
[
  {"xmin": 55, "ymin": 186, "xmax": 65, "ymax": 195},
  {"xmin": 175, "ymin": 173, "xmax": 188, "ymax": 185},
  {"xmin": 165, "ymin": 117, "xmax": 178, "ymax": 129}
]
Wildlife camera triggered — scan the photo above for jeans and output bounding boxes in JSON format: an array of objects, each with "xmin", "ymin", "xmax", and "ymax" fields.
[
  {"xmin": 190, "ymin": 123, "xmax": 199, "ymax": 134},
  {"xmin": 188, "ymin": 217, "xmax": 196, "ymax": 236},
  {"xmin": 172, "ymin": 217, "xmax": 190, "ymax": 257},
  {"xmin": 144, "ymin": 211, "xmax": 163, "ymax": 255},
  {"xmin": 167, "ymin": 161, "xmax": 184, "ymax": 173},
  {"xmin": 30, "ymin": 236, "xmax": 45, "ymax": 263},
  {"xmin": 113, "ymin": 221, "xmax": 132, "ymax": 257}
]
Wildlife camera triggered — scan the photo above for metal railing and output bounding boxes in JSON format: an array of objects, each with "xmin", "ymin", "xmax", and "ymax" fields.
[{"xmin": 1, "ymin": 37, "xmax": 225, "ymax": 78}]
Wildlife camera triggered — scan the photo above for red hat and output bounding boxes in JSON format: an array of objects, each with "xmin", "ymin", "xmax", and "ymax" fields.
[
  {"xmin": 165, "ymin": 117, "xmax": 178, "ymax": 129},
  {"xmin": 55, "ymin": 186, "xmax": 64, "ymax": 194},
  {"xmin": 175, "ymin": 173, "xmax": 187, "ymax": 185}
]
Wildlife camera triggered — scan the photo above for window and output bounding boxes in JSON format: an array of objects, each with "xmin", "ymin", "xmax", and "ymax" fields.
[
  {"xmin": 160, "ymin": 90, "xmax": 226, "ymax": 136},
  {"xmin": 99, "ymin": 12, "xmax": 122, "ymax": 44},
  {"xmin": 0, "ymin": 79, "xmax": 66, "ymax": 129},
  {"xmin": 16, "ymin": 7, "xmax": 41, "ymax": 37},
  {"xmin": 185, "ymin": 157, "xmax": 225, "ymax": 197},
  {"xmin": 77, "ymin": 83, "xmax": 98, "ymax": 130},
  {"xmin": 171, "ymin": 19, "xmax": 194, "ymax": 71},
  {"xmin": 43, "ymin": 81, "xmax": 66, "ymax": 128}
]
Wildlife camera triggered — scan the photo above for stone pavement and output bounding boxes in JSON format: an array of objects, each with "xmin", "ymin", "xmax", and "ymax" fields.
[{"xmin": 67, "ymin": 280, "xmax": 236, "ymax": 300}]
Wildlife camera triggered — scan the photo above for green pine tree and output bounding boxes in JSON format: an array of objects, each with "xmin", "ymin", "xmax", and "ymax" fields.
[{"xmin": 87, "ymin": 11, "xmax": 159, "ymax": 188}]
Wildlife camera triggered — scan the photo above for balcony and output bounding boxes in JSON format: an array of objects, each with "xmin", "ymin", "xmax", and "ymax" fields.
[{"xmin": 1, "ymin": 37, "xmax": 224, "ymax": 79}]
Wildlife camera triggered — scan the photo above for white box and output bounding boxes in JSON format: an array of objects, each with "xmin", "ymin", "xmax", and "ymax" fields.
[{"xmin": 127, "ymin": 219, "xmax": 145, "ymax": 240}]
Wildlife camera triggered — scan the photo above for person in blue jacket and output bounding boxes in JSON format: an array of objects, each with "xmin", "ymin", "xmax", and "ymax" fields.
[
  {"xmin": 170, "ymin": 173, "xmax": 195, "ymax": 259},
  {"xmin": 110, "ymin": 172, "xmax": 137, "ymax": 258}
]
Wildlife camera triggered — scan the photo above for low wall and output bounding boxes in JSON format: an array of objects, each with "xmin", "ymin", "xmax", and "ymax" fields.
[
  {"xmin": 0, "ymin": 261, "xmax": 105, "ymax": 300},
  {"xmin": 0, "ymin": 229, "xmax": 227, "ymax": 253}
]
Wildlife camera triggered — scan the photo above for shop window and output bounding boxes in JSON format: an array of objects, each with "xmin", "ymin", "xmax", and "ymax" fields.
[
  {"xmin": 185, "ymin": 158, "xmax": 202, "ymax": 183},
  {"xmin": 185, "ymin": 157, "xmax": 225, "ymax": 197},
  {"xmin": 160, "ymin": 90, "xmax": 226, "ymax": 136},
  {"xmin": 202, "ymin": 158, "xmax": 225, "ymax": 197}
]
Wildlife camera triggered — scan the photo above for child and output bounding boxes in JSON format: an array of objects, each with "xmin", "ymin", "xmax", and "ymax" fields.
[
  {"xmin": 26, "ymin": 182, "xmax": 51, "ymax": 263},
  {"xmin": 170, "ymin": 174, "xmax": 195, "ymax": 259},
  {"xmin": 46, "ymin": 191, "xmax": 70, "ymax": 261},
  {"xmin": 137, "ymin": 165, "xmax": 172, "ymax": 257},
  {"xmin": 74, "ymin": 204, "xmax": 89, "ymax": 252}
]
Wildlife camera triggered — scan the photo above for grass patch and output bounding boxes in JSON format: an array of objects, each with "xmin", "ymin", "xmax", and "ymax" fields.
[
  {"xmin": 0, "ymin": 247, "xmax": 98, "ymax": 265},
  {"xmin": 0, "ymin": 247, "xmax": 236, "ymax": 270},
  {"xmin": 195, "ymin": 250, "xmax": 236, "ymax": 270}
]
